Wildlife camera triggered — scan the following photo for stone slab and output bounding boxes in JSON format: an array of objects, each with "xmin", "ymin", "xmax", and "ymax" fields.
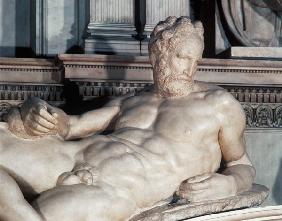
[
  {"xmin": 128, "ymin": 184, "xmax": 268, "ymax": 221},
  {"xmin": 189, "ymin": 205, "xmax": 282, "ymax": 221},
  {"xmin": 221, "ymin": 47, "xmax": 282, "ymax": 60}
]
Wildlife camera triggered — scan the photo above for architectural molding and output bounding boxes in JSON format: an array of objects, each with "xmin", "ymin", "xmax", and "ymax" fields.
[
  {"xmin": 59, "ymin": 54, "xmax": 282, "ymax": 129},
  {"xmin": 1, "ymin": 55, "xmax": 282, "ymax": 128},
  {"xmin": 0, "ymin": 57, "xmax": 62, "ymax": 83},
  {"xmin": 0, "ymin": 58, "xmax": 64, "ymax": 120}
]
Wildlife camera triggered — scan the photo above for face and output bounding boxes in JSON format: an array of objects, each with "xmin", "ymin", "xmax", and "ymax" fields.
[{"xmin": 154, "ymin": 36, "xmax": 203, "ymax": 97}]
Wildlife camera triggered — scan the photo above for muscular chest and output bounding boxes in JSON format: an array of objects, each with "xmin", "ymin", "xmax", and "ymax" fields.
[
  {"xmin": 115, "ymin": 95, "xmax": 161, "ymax": 129},
  {"xmin": 154, "ymin": 98, "xmax": 221, "ymax": 143}
]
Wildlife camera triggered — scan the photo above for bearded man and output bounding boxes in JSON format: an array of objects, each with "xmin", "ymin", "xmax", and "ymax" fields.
[{"xmin": 0, "ymin": 16, "xmax": 255, "ymax": 221}]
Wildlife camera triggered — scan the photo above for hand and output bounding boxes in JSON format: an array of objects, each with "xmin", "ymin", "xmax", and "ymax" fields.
[
  {"xmin": 21, "ymin": 97, "xmax": 69, "ymax": 138},
  {"xmin": 177, "ymin": 173, "xmax": 237, "ymax": 202}
]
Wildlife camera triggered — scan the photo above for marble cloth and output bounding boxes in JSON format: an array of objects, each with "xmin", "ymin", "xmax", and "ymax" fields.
[{"xmin": 129, "ymin": 184, "xmax": 269, "ymax": 221}]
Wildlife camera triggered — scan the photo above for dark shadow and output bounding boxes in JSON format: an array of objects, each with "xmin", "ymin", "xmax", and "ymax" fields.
[
  {"xmin": 133, "ymin": 0, "xmax": 146, "ymax": 42},
  {"xmin": 15, "ymin": 0, "xmax": 33, "ymax": 57},
  {"xmin": 272, "ymin": 158, "xmax": 282, "ymax": 204},
  {"xmin": 61, "ymin": 80, "xmax": 110, "ymax": 115},
  {"xmin": 199, "ymin": 0, "xmax": 216, "ymax": 58}
]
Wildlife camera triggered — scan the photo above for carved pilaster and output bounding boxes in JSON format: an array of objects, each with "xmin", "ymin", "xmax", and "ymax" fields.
[
  {"xmin": 89, "ymin": 0, "xmax": 134, "ymax": 25},
  {"xmin": 85, "ymin": 0, "xmax": 140, "ymax": 55},
  {"xmin": 141, "ymin": 0, "xmax": 190, "ymax": 54},
  {"xmin": 144, "ymin": 0, "xmax": 190, "ymax": 35}
]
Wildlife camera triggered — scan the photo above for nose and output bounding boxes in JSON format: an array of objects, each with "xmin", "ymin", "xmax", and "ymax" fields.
[{"xmin": 185, "ymin": 59, "xmax": 197, "ymax": 77}]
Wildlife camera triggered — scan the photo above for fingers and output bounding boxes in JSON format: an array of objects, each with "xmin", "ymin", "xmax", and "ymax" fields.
[
  {"xmin": 25, "ymin": 104, "xmax": 58, "ymax": 135},
  {"xmin": 31, "ymin": 112, "xmax": 56, "ymax": 130},
  {"xmin": 186, "ymin": 173, "xmax": 212, "ymax": 184},
  {"xmin": 177, "ymin": 174, "xmax": 214, "ymax": 202},
  {"xmin": 37, "ymin": 105, "xmax": 57, "ymax": 125},
  {"xmin": 178, "ymin": 189, "xmax": 208, "ymax": 202},
  {"xmin": 25, "ymin": 114, "xmax": 55, "ymax": 136},
  {"xmin": 49, "ymin": 109, "xmax": 59, "ymax": 119},
  {"xmin": 180, "ymin": 179, "xmax": 211, "ymax": 192}
]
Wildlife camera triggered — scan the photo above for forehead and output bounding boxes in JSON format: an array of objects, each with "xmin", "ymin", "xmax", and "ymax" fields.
[{"xmin": 175, "ymin": 36, "xmax": 203, "ymax": 58}]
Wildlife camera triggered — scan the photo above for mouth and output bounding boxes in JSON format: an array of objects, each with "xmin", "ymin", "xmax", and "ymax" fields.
[
  {"xmin": 159, "ymin": 75, "xmax": 191, "ymax": 85},
  {"xmin": 174, "ymin": 75, "xmax": 190, "ymax": 81}
]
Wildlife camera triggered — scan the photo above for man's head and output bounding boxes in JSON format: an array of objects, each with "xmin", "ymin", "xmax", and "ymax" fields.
[{"xmin": 149, "ymin": 16, "xmax": 204, "ymax": 97}]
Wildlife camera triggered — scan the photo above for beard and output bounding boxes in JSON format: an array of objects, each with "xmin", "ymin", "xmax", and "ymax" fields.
[{"xmin": 154, "ymin": 67, "xmax": 194, "ymax": 98}]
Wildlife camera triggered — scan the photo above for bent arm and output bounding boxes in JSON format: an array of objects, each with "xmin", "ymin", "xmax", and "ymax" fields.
[
  {"xmin": 15, "ymin": 97, "xmax": 123, "ymax": 140},
  {"xmin": 66, "ymin": 105, "xmax": 120, "ymax": 140},
  {"xmin": 219, "ymin": 93, "xmax": 255, "ymax": 194}
]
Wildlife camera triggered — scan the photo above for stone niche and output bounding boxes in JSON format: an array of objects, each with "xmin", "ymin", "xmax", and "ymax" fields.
[{"xmin": 84, "ymin": 0, "xmax": 190, "ymax": 55}]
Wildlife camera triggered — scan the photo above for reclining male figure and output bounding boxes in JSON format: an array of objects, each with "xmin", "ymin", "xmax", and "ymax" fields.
[{"xmin": 0, "ymin": 16, "xmax": 255, "ymax": 221}]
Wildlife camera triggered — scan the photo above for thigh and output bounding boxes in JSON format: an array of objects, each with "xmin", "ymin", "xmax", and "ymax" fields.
[
  {"xmin": 34, "ymin": 183, "xmax": 137, "ymax": 221},
  {"xmin": 0, "ymin": 168, "xmax": 42, "ymax": 221}
]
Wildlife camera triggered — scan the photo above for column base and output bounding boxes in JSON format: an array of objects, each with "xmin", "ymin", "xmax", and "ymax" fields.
[
  {"xmin": 85, "ymin": 23, "xmax": 141, "ymax": 55},
  {"xmin": 85, "ymin": 36, "xmax": 141, "ymax": 55}
]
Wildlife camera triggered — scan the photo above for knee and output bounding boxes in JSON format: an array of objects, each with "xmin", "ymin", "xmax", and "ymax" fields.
[{"xmin": 0, "ymin": 168, "xmax": 21, "ymax": 191}]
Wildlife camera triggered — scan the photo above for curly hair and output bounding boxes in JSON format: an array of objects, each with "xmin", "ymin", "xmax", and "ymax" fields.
[{"xmin": 148, "ymin": 16, "xmax": 204, "ymax": 67}]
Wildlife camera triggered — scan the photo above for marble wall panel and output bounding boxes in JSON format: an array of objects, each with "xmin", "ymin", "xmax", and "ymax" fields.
[
  {"xmin": 0, "ymin": 0, "xmax": 30, "ymax": 57},
  {"xmin": 245, "ymin": 130, "xmax": 282, "ymax": 206},
  {"xmin": 90, "ymin": 0, "xmax": 134, "ymax": 24},
  {"xmin": 34, "ymin": 0, "xmax": 89, "ymax": 56}
]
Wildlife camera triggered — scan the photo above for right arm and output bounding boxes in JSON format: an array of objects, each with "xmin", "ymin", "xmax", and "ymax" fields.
[
  {"xmin": 65, "ymin": 105, "xmax": 120, "ymax": 140},
  {"xmin": 19, "ymin": 97, "xmax": 124, "ymax": 140}
]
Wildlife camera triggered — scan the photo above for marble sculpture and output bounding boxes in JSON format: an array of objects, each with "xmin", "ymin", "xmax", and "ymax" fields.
[{"xmin": 1, "ymin": 16, "xmax": 255, "ymax": 221}]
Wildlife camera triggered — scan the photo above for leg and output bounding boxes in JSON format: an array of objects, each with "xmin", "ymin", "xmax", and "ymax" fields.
[
  {"xmin": 33, "ymin": 184, "xmax": 137, "ymax": 221},
  {"xmin": 0, "ymin": 168, "xmax": 42, "ymax": 221}
]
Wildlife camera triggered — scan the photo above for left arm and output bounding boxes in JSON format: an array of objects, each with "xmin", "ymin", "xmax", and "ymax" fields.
[
  {"xmin": 178, "ymin": 91, "xmax": 255, "ymax": 202},
  {"xmin": 218, "ymin": 92, "xmax": 255, "ymax": 194}
]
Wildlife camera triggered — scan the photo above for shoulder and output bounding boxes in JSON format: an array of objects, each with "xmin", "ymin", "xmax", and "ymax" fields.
[
  {"xmin": 105, "ymin": 88, "xmax": 157, "ymax": 108},
  {"xmin": 196, "ymin": 82, "xmax": 239, "ymax": 109},
  {"xmin": 196, "ymin": 82, "xmax": 245, "ymax": 123}
]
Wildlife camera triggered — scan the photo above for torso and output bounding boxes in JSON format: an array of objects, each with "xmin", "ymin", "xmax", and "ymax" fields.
[{"xmin": 84, "ymin": 83, "xmax": 225, "ymax": 207}]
